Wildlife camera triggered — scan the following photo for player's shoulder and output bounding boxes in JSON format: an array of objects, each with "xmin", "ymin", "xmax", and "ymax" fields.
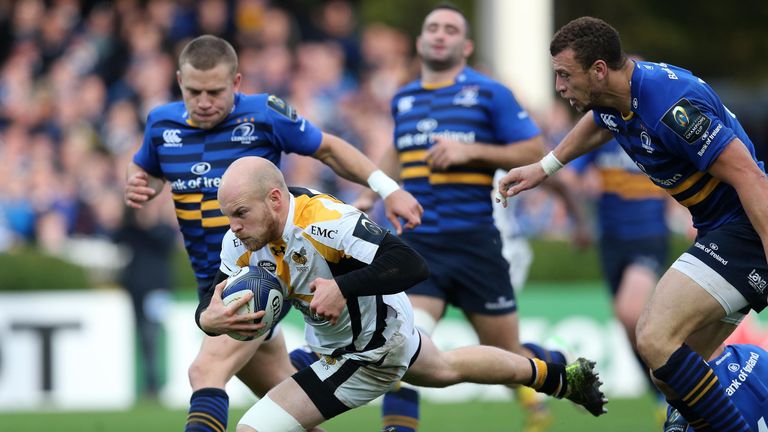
[
  {"xmin": 633, "ymin": 62, "xmax": 707, "ymax": 119},
  {"xmin": 394, "ymin": 79, "xmax": 422, "ymax": 98},
  {"xmin": 232, "ymin": 92, "xmax": 270, "ymax": 113},
  {"xmin": 291, "ymin": 188, "xmax": 357, "ymax": 227},
  {"xmin": 146, "ymin": 100, "xmax": 187, "ymax": 126},
  {"xmin": 459, "ymin": 67, "xmax": 504, "ymax": 87}
]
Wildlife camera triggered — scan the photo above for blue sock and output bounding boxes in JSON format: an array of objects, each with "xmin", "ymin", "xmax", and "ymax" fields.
[
  {"xmin": 185, "ymin": 387, "xmax": 228, "ymax": 432},
  {"xmin": 523, "ymin": 342, "xmax": 567, "ymax": 365},
  {"xmin": 652, "ymin": 344, "xmax": 749, "ymax": 432},
  {"xmin": 289, "ymin": 346, "xmax": 320, "ymax": 370},
  {"xmin": 382, "ymin": 385, "xmax": 419, "ymax": 432}
]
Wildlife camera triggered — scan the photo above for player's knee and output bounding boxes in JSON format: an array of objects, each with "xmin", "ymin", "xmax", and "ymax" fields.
[
  {"xmin": 634, "ymin": 320, "xmax": 665, "ymax": 364},
  {"xmin": 188, "ymin": 356, "xmax": 228, "ymax": 388}
]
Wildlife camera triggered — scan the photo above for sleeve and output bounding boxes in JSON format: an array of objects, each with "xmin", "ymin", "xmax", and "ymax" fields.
[
  {"xmin": 656, "ymin": 95, "xmax": 737, "ymax": 172},
  {"xmin": 335, "ymin": 232, "xmax": 429, "ymax": 297},
  {"xmin": 193, "ymin": 230, "xmax": 244, "ymax": 334},
  {"xmin": 264, "ymin": 94, "xmax": 323, "ymax": 156},
  {"xmin": 132, "ymin": 110, "xmax": 164, "ymax": 178},
  {"xmin": 194, "ymin": 270, "xmax": 229, "ymax": 335},
  {"xmin": 490, "ymin": 83, "xmax": 541, "ymax": 143}
]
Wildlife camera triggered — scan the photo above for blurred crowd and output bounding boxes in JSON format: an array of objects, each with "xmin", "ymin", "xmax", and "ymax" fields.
[
  {"xmin": 0, "ymin": 0, "xmax": 421, "ymax": 264},
  {"xmin": 0, "ymin": 0, "xmax": 698, "ymax": 283}
]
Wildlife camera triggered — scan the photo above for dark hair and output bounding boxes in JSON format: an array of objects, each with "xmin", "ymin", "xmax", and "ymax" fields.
[
  {"xmin": 550, "ymin": 17, "xmax": 626, "ymax": 71},
  {"xmin": 425, "ymin": 2, "xmax": 471, "ymax": 38},
  {"xmin": 178, "ymin": 35, "xmax": 238, "ymax": 76}
]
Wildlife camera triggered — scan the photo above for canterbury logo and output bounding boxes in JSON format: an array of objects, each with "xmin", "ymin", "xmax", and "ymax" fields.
[{"xmin": 163, "ymin": 129, "xmax": 182, "ymax": 146}]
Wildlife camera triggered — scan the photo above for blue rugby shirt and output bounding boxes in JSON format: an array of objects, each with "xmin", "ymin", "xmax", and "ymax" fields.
[
  {"xmin": 133, "ymin": 93, "xmax": 323, "ymax": 283},
  {"xmin": 391, "ymin": 67, "xmax": 540, "ymax": 233},
  {"xmin": 592, "ymin": 61, "xmax": 763, "ymax": 234}
]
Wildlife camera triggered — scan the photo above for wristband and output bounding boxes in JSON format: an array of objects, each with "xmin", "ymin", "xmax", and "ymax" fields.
[
  {"xmin": 539, "ymin": 151, "xmax": 564, "ymax": 176},
  {"xmin": 367, "ymin": 170, "xmax": 400, "ymax": 199}
]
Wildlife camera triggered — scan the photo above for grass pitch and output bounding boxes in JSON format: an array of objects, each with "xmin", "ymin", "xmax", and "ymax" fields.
[{"xmin": 0, "ymin": 396, "xmax": 659, "ymax": 431}]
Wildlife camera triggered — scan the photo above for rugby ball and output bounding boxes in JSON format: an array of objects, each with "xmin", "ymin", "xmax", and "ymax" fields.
[{"xmin": 221, "ymin": 265, "xmax": 284, "ymax": 341}]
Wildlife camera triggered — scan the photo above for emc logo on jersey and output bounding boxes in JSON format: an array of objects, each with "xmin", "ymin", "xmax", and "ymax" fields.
[
  {"xmin": 232, "ymin": 122, "xmax": 258, "ymax": 144},
  {"xmin": 163, "ymin": 129, "xmax": 183, "ymax": 147}
]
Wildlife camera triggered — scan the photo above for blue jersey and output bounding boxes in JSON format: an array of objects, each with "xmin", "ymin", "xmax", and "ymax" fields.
[
  {"xmin": 592, "ymin": 61, "xmax": 763, "ymax": 234},
  {"xmin": 392, "ymin": 67, "xmax": 540, "ymax": 233},
  {"xmin": 570, "ymin": 140, "xmax": 667, "ymax": 239},
  {"xmin": 710, "ymin": 344, "xmax": 768, "ymax": 429},
  {"xmin": 133, "ymin": 93, "xmax": 323, "ymax": 283}
]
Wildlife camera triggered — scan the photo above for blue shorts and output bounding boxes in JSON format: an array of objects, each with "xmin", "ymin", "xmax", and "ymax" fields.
[
  {"xmin": 686, "ymin": 219, "xmax": 768, "ymax": 313},
  {"xmin": 401, "ymin": 227, "xmax": 516, "ymax": 315},
  {"xmin": 599, "ymin": 235, "xmax": 668, "ymax": 296}
]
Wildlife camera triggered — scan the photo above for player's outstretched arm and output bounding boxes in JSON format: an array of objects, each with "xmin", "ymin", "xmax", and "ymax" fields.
[
  {"xmin": 313, "ymin": 133, "xmax": 422, "ymax": 233},
  {"xmin": 497, "ymin": 113, "xmax": 612, "ymax": 207},
  {"xmin": 124, "ymin": 162, "xmax": 166, "ymax": 208}
]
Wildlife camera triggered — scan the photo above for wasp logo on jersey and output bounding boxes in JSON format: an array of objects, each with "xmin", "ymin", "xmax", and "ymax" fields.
[
  {"xmin": 270, "ymin": 245, "xmax": 286, "ymax": 256},
  {"xmin": 662, "ymin": 98, "xmax": 711, "ymax": 144},
  {"xmin": 291, "ymin": 247, "xmax": 308, "ymax": 265}
]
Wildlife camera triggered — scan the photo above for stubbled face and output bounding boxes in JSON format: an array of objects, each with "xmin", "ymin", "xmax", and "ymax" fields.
[
  {"xmin": 177, "ymin": 62, "xmax": 240, "ymax": 129},
  {"xmin": 552, "ymin": 48, "xmax": 600, "ymax": 113},
  {"xmin": 417, "ymin": 9, "xmax": 470, "ymax": 72},
  {"xmin": 219, "ymin": 186, "xmax": 279, "ymax": 251}
]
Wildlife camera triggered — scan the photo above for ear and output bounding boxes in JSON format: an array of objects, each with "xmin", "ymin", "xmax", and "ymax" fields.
[
  {"xmin": 592, "ymin": 60, "xmax": 608, "ymax": 80},
  {"xmin": 176, "ymin": 70, "xmax": 183, "ymax": 87},
  {"xmin": 233, "ymin": 72, "xmax": 242, "ymax": 92},
  {"xmin": 463, "ymin": 39, "xmax": 474, "ymax": 58},
  {"xmin": 267, "ymin": 187, "xmax": 282, "ymax": 209}
]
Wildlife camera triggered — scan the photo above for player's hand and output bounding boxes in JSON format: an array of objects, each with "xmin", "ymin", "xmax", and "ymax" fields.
[
  {"xmin": 496, "ymin": 163, "xmax": 548, "ymax": 207},
  {"xmin": 427, "ymin": 136, "xmax": 471, "ymax": 170},
  {"xmin": 309, "ymin": 278, "xmax": 346, "ymax": 325},
  {"xmin": 383, "ymin": 189, "xmax": 423, "ymax": 235},
  {"xmin": 124, "ymin": 171, "xmax": 158, "ymax": 209},
  {"xmin": 200, "ymin": 280, "xmax": 266, "ymax": 336}
]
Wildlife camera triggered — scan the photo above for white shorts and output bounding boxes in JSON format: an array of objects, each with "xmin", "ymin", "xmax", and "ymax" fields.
[
  {"xmin": 671, "ymin": 253, "xmax": 747, "ymax": 325},
  {"xmin": 291, "ymin": 299, "xmax": 421, "ymax": 420}
]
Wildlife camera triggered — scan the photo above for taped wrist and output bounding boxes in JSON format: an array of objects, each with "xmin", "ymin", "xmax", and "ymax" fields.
[
  {"xmin": 367, "ymin": 170, "xmax": 400, "ymax": 199},
  {"xmin": 539, "ymin": 151, "xmax": 564, "ymax": 176}
]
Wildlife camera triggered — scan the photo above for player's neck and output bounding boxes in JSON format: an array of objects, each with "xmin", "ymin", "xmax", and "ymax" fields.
[
  {"xmin": 602, "ymin": 59, "xmax": 635, "ymax": 115},
  {"xmin": 420, "ymin": 63, "xmax": 465, "ymax": 87}
]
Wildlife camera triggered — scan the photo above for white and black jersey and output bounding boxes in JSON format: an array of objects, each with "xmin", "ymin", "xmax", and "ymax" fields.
[{"xmin": 219, "ymin": 187, "xmax": 426, "ymax": 359}]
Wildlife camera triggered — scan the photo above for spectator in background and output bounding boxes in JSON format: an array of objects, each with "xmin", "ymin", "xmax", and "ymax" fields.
[{"xmin": 114, "ymin": 192, "xmax": 178, "ymax": 398}]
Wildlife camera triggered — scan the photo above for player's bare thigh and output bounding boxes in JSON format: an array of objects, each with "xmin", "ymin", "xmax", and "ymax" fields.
[
  {"xmin": 188, "ymin": 333, "xmax": 266, "ymax": 390},
  {"xmin": 236, "ymin": 328, "xmax": 296, "ymax": 397},
  {"xmin": 465, "ymin": 311, "xmax": 524, "ymax": 354},
  {"xmin": 636, "ymin": 267, "xmax": 730, "ymax": 368}
]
